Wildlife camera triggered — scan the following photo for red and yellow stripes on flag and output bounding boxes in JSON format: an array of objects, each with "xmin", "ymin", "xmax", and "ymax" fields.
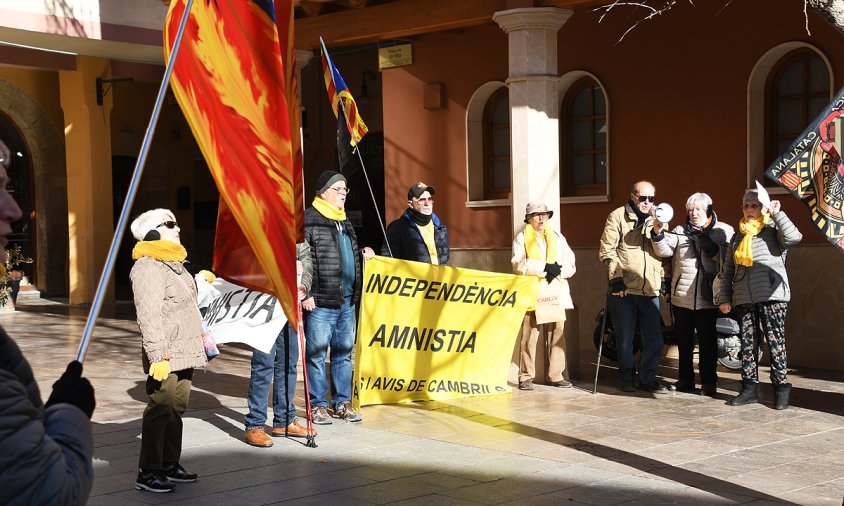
[
  {"xmin": 319, "ymin": 37, "xmax": 368, "ymax": 146},
  {"xmin": 163, "ymin": 0, "xmax": 298, "ymax": 326}
]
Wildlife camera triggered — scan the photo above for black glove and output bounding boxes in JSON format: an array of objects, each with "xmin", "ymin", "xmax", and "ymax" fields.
[
  {"xmin": 610, "ymin": 277, "xmax": 626, "ymax": 293},
  {"xmin": 45, "ymin": 361, "xmax": 96, "ymax": 419},
  {"xmin": 660, "ymin": 277, "xmax": 671, "ymax": 296},
  {"xmin": 544, "ymin": 263, "xmax": 562, "ymax": 283}
]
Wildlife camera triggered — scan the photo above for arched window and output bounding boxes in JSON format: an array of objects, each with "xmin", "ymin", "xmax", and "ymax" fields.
[
  {"xmin": 764, "ymin": 49, "xmax": 830, "ymax": 183},
  {"xmin": 561, "ymin": 77, "xmax": 606, "ymax": 197},
  {"xmin": 483, "ymin": 87, "xmax": 510, "ymax": 200}
]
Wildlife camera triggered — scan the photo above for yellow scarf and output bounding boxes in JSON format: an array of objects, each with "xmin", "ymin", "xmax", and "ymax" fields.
[
  {"xmin": 524, "ymin": 223, "xmax": 557, "ymax": 264},
  {"xmin": 312, "ymin": 197, "xmax": 347, "ymax": 221},
  {"xmin": 132, "ymin": 240, "xmax": 187, "ymax": 262},
  {"xmin": 735, "ymin": 214, "xmax": 769, "ymax": 267}
]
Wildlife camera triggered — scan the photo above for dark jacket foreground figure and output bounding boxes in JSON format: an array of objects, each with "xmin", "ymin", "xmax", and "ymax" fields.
[
  {"xmin": 0, "ymin": 326, "xmax": 95, "ymax": 505},
  {"xmin": 0, "ymin": 137, "xmax": 95, "ymax": 505}
]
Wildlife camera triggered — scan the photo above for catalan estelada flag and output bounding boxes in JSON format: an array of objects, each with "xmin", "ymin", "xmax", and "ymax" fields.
[
  {"xmin": 766, "ymin": 85, "xmax": 844, "ymax": 254},
  {"xmin": 163, "ymin": 0, "xmax": 299, "ymax": 326},
  {"xmin": 320, "ymin": 37, "xmax": 368, "ymax": 147}
]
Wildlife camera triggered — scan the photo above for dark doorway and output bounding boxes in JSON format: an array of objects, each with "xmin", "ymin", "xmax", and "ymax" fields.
[
  {"xmin": 112, "ymin": 155, "xmax": 137, "ymax": 300},
  {"xmin": 0, "ymin": 114, "xmax": 35, "ymax": 286},
  {"xmin": 343, "ymin": 132, "xmax": 385, "ymax": 252}
]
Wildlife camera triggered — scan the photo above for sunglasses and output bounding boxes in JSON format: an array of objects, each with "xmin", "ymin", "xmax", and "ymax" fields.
[
  {"xmin": 636, "ymin": 195, "xmax": 656, "ymax": 203},
  {"xmin": 157, "ymin": 221, "xmax": 178, "ymax": 229},
  {"xmin": 742, "ymin": 203, "xmax": 760, "ymax": 210},
  {"xmin": 415, "ymin": 197, "xmax": 434, "ymax": 203}
]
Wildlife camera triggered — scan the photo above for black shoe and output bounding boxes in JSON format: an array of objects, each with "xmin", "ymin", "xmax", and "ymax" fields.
[
  {"xmin": 135, "ymin": 470, "xmax": 174, "ymax": 493},
  {"xmin": 638, "ymin": 381, "xmax": 668, "ymax": 394},
  {"xmin": 164, "ymin": 462, "xmax": 197, "ymax": 483},
  {"xmin": 620, "ymin": 379, "xmax": 636, "ymax": 392},
  {"xmin": 700, "ymin": 384, "xmax": 717, "ymax": 397},
  {"xmin": 729, "ymin": 381, "xmax": 758, "ymax": 406},
  {"xmin": 669, "ymin": 380, "xmax": 695, "ymax": 393}
]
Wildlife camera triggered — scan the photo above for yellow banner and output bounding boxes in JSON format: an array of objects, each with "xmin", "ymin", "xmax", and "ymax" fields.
[{"xmin": 353, "ymin": 257, "xmax": 539, "ymax": 407}]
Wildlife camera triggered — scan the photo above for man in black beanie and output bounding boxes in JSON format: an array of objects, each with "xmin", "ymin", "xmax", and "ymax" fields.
[
  {"xmin": 381, "ymin": 182, "xmax": 450, "ymax": 265},
  {"xmin": 303, "ymin": 170, "xmax": 373, "ymax": 424}
]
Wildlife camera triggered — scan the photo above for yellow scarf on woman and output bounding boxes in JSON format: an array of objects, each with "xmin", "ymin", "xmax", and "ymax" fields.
[
  {"xmin": 132, "ymin": 240, "xmax": 187, "ymax": 261},
  {"xmin": 735, "ymin": 214, "xmax": 769, "ymax": 267},
  {"xmin": 524, "ymin": 223, "xmax": 557, "ymax": 263},
  {"xmin": 312, "ymin": 197, "xmax": 347, "ymax": 221}
]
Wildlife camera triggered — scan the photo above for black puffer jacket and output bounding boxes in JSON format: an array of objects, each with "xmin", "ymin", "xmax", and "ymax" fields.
[
  {"xmin": 382, "ymin": 210, "xmax": 450, "ymax": 265},
  {"xmin": 0, "ymin": 327, "xmax": 94, "ymax": 505},
  {"xmin": 304, "ymin": 206, "xmax": 363, "ymax": 307}
]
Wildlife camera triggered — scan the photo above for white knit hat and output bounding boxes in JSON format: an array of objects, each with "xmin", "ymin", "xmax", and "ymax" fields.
[{"xmin": 130, "ymin": 208, "xmax": 174, "ymax": 241}]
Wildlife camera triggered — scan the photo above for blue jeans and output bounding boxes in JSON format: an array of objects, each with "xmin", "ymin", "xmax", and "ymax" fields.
[
  {"xmin": 305, "ymin": 295, "xmax": 356, "ymax": 409},
  {"xmin": 244, "ymin": 323, "xmax": 299, "ymax": 430},
  {"xmin": 608, "ymin": 294, "xmax": 664, "ymax": 383}
]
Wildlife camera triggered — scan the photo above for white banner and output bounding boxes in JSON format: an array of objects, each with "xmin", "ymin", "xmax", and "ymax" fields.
[{"xmin": 197, "ymin": 277, "xmax": 287, "ymax": 354}]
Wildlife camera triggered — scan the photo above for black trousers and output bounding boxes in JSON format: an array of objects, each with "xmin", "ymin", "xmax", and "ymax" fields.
[
  {"xmin": 672, "ymin": 306, "xmax": 718, "ymax": 386},
  {"xmin": 139, "ymin": 368, "xmax": 193, "ymax": 471}
]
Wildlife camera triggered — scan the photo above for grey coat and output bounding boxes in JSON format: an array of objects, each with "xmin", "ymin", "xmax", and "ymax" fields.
[
  {"xmin": 718, "ymin": 212, "xmax": 802, "ymax": 306},
  {"xmin": 0, "ymin": 327, "xmax": 93, "ymax": 505},
  {"xmin": 652, "ymin": 221, "xmax": 734, "ymax": 310}
]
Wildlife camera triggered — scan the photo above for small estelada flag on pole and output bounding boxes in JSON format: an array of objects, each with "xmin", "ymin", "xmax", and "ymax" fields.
[
  {"xmin": 765, "ymin": 86, "xmax": 844, "ymax": 254},
  {"xmin": 319, "ymin": 37, "xmax": 369, "ymax": 152}
]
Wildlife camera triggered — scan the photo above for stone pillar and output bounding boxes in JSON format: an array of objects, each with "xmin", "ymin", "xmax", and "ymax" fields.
[
  {"xmin": 59, "ymin": 57, "xmax": 114, "ymax": 304},
  {"xmin": 493, "ymin": 7, "xmax": 572, "ymax": 235}
]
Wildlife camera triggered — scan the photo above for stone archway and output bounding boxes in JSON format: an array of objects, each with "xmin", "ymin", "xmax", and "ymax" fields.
[{"xmin": 0, "ymin": 80, "xmax": 68, "ymax": 297}]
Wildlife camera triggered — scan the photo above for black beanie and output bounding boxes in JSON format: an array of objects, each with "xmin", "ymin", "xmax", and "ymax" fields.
[{"xmin": 315, "ymin": 171, "xmax": 346, "ymax": 195}]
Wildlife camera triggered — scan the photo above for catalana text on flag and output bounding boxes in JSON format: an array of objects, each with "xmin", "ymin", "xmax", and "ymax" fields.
[
  {"xmin": 352, "ymin": 257, "xmax": 540, "ymax": 408},
  {"xmin": 197, "ymin": 276, "xmax": 286, "ymax": 355},
  {"xmin": 163, "ymin": 0, "xmax": 299, "ymax": 326},
  {"xmin": 765, "ymin": 85, "xmax": 844, "ymax": 253},
  {"xmin": 320, "ymin": 37, "xmax": 368, "ymax": 147}
]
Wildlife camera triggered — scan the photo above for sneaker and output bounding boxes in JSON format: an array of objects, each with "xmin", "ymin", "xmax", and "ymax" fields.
[
  {"xmin": 164, "ymin": 462, "xmax": 197, "ymax": 483},
  {"xmin": 311, "ymin": 406, "xmax": 333, "ymax": 425},
  {"xmin": 639, "ymin": 381, "xmax": 669, "ymax": 394},
  {"xmin": 518, "ymin": 380, "xmax": 534, "ymax": 391},
  {"xmin": 547, "ymin": 379, "xmax": 573, "ymax": 388},
  {"xmin": 669, "ymin": 380, "xmax": 695, "ymax": 393},
  {"xmin": 135, "ymin": 470, "xmax": 174, "ymax": 493},
  {"xmin": 272, "ymin": 419, "xmax": 318, "ymax": 438},
  {"xmin": 620, "ymin": 379, "xmax": 636, "ymax": 392},
  {"xmin": 334, "ymin": 401, "xmax": 363, "ymax": 422}
]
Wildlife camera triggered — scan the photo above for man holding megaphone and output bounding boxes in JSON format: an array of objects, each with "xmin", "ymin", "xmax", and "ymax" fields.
[{"xmin": 599, "ymin": 181, "xmax": 671, "ymax": 394}]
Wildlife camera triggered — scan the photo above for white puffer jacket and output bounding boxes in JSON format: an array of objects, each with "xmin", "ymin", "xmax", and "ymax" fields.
[{"xmin": 652, "ymin": 220, "xmax": 734, "ymax": 310}]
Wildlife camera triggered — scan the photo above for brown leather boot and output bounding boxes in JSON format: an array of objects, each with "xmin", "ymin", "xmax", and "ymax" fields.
[{"xmin": 244, "ymin": 428, "xmax": 273, "ymax": 447}]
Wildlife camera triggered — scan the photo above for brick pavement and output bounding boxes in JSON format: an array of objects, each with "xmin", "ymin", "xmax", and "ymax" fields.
[{"xmin": 4, "ymin": 296, "xmax": 843, "ymax": 505}]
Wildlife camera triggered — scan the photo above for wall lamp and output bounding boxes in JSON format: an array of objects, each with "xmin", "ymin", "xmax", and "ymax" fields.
[{"xmin": 96, "ymin": 77, "xmax": 134, "ymax": 106}]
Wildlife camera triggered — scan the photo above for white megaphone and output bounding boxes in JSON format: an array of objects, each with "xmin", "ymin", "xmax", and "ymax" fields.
[{"xmin": 653, "ymin": 203, "xmax": 674, "ymax": 224}]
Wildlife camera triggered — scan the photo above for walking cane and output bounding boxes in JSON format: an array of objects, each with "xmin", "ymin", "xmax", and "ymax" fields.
[
  {"xmin": 592, "ymin": 296, "xmax": 609, "ymax": 395},
  {"xmin": 296, "ymin": 299, "xmax": 317, "ymax": 448}
]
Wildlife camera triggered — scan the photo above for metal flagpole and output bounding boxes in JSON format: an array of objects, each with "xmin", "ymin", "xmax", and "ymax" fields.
[{"xmin": 75, "ymin": 0, "xmax": 195, "ymax": 363}]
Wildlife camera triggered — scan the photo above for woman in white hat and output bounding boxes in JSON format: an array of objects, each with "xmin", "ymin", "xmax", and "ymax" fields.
[{"xmin": 511, "ymin": 201, "xmax": 576, "ymax": 390}]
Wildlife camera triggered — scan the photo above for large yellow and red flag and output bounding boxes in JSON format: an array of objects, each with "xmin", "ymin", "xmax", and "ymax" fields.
[{"xmin": 163, "ymin": 0, "xmax": 298, "ymax": 325}]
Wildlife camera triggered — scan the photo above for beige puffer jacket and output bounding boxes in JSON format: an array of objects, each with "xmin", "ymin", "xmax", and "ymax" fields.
[
  {"xmin": 131, "ymin": 256, "xmax": 207, "ymax": 373},
  {"xmin": 598, "ymin": 202, "xmax": 669, "ymax": 297}
]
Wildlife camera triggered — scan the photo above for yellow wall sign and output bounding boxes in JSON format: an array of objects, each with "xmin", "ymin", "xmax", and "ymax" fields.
[
  {"xmin": 378, "ymin": 43, "xmax": 412, "ymax": 69},
  {"xmin": 352, "ymin": 257, "xmax": 539, "ymax": 408}
]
